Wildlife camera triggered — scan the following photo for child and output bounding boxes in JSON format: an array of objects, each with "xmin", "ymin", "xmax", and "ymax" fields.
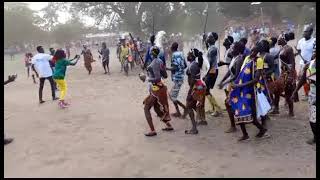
[{"xmin": 52, "ymin": 49, "xmax": 80, "ymax": 108}]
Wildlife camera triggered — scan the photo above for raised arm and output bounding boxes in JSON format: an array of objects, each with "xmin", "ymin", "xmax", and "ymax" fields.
[
  {"xmin": 4, "ymin": 75, "xmax": 16, "ymax": 85},
  {"xmin": 69, "ymin": 55, "xmax": 80, "ymax": 66}
]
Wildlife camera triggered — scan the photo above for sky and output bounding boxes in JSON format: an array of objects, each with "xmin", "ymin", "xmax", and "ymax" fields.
[{"xmin": 24, "ymin": 2, "xmax": 96, "ymax": 26}]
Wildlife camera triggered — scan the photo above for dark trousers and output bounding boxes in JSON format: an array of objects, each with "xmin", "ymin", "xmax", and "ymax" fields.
[
  {"xmin": 39, "ymin": 76, "xmax": 56, "ymax": 101},
  {"xmin": 205, "ymin": 69, "xmax": 219, "ymax": 94},
  {"xmin": 310, "ymin": 122, "xmax": 316, "ymax": 140}
]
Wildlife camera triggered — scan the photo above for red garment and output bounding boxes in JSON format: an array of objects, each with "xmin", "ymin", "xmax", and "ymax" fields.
[{"xmin": 52, "ymin": 56, "xmax": 58, "ymax": 64}]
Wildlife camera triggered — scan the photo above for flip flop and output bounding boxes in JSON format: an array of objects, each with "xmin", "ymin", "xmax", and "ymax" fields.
[
  {"xmin": 162, "ymin": 127, "xmax": 174, "ymax": 131},
  {"xmin": 238, "ymin": 135, "xmax": 250, "ymax": 141},
  {"xmin": 185, "ymin": 129, "xmax": 198, "ymax": 135},
  {"xmin": 256, "ymin": 129, "xmax": 268, "ymax": 138}
]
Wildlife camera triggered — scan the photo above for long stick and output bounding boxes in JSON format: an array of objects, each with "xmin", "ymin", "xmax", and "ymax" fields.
[
  {"xmin": 202, "ymin": 4, "xmax": 209, "ymax": 50},
  {"xmin": 203, "ymin": 10, "xmax": 208, "ymax": 34},
  {"xmin": 152, "ymin": 15, "xmax": 155, "ymax": 35}
]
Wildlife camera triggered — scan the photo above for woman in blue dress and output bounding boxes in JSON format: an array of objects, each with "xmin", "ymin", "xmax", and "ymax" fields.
[{"xmin": 229, "ymin": 45, "xmax": 269, "ymax": 141}]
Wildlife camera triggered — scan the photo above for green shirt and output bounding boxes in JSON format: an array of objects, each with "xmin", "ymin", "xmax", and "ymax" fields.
[{"xmin": 53, "ymin": 58, "xmax": 71, "ymax": 79}]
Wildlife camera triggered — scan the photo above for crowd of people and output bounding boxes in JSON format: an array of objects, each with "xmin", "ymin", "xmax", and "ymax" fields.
[
  {"xmin": 137, "ymin": 24, "xmax": 316, "ymax": 144},
  {"xmin": 5, "ymin": 24, "xmax": 316, "ymax": 147}
]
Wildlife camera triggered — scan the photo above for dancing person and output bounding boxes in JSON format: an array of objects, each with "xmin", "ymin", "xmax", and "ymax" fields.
[
  {"xmin": 269, "ymin": 37, "xmax": 281, "ymax": 79},
  {"xmin": 119, "ymin": 38, "xmax": 130, "ymax": 73},
  {"xmin": 98, "ymin": 42, "xmax": 110, "ymax": 74},
  {"xmin": 31, "ymin": 46, "xmax": 58, "ymax": 104},
  {"xmin": 184, "ymin": 49, "xmax": 207, "ymax": 134},
  {"xmin": 291, "ymin": 46, "xmax": 316, "ymax": 145},
  {"xmin": 4, "ymin": 75, "xmax": 17, "ymax": 145},
  {"xmin": 229, "ymin": 46, "xmax": 268, "ymax": 141},
  {"xmin": 144, "ymin": 35, "xmax": 156, "ymax": 69},
  {"xmin": 240, "ymin": 37, "xmax": 251, "ymax": 57},
  {"xmin": 116, "ymin": 40, "xmax": 122, "ymax": 68},
  {"xmin": 296, "ymin": 25, "xmax": 316, "ymax": 101},
  {"xmin": 256, "ymin": 40, "xmax": 273, "ymax": 127},
  {"xmin": 218, "ymin": 36, "xmax": 234, "ymax": 67},
  {"xmin": 81, "ymin": 45, "xmax": 94, "ymax": 75},
  {"xmin": 167, "ymin": 42, "xmax": 187, "ymax": 117},
  {"xmin": 218, "ymin": 41, "xmax": 246, "ymax": 133},
  {"xmin": 24, "ymin": 53, "xmax": 31, "ymax": 78},
  {"xmin": 204, "ymin": 32, "xmax": 222, "ymax": 117},
  {"xmin": 249, "ymin": 29, "xmax": 259, "ymax": 49},
  {"xmin": 140, "ymin": 46, "xmax": 173, "ymax": 137},
  {"xmin": 269, "ymin": 33, "xmax": 296, "ymax": 116},
  {"xmin": 52, "ymin": 49, "xmax": 80, "ymax": 108},
  {"xmin": 127, "ymin": 42, "xmax": 134, "ymax": 71}
]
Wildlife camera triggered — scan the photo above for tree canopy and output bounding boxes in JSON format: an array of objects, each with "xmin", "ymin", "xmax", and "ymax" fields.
[
  {"xmin": 4, "ymin": 2, "xmax": 47, "ymax": 47},
  {"xmin": 4, "ymin": 2, "xmax": 316, "ymax": 48}
]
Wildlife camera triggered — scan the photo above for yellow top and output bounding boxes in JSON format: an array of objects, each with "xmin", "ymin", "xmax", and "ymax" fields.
[
  {"xmin": 120, "ymin": 45, "xmax": 130, "ymax": 63},
  {"xmin": 241, "ymin": 56, "xmax": 264, "ymax": 71}
]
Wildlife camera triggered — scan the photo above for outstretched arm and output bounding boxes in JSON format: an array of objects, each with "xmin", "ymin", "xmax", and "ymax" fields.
[
  {"xmin": 69, "ymin": 55, "xmax": 80, "ymax": 66},
  {"xmin": 4, "ymin": 75, "xmax": 16, "ymax": 85}
]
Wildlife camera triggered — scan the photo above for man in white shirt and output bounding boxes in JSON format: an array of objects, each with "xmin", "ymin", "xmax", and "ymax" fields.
[
  {"xmin": 31, "ymin": 46, "xmax": 58, "ymax": 104},
  {"xmin": 296, "ymin": 26, "xmax": 316, "ymax": 98}
]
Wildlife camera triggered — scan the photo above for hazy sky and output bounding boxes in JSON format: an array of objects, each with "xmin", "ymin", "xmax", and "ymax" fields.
[{"xmin": 24, "ymin": 2, "xmax": 95, "ymax": 26}]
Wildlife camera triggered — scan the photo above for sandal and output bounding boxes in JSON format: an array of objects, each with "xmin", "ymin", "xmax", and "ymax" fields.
[
  {"xmin": 58, "ymin": 101, "xmax": 67, "ymax": 109},
  {"xmin": 185, "ymin": 129, "xmax": 198, "ymax": 134},
  {"xmin": 162, "ymin": 127, "xmax": 174, "ymax": 131},
  {"xmin": 256, "ymin": 129, "xmax": 267, "ymax": 138},
  {"xmin": 144, "ymin": 131, "xmax": 157, "ymax": 137},
  {"xmin": 238, "ymin": 135, "xmax": 249, "ymax": 141}
]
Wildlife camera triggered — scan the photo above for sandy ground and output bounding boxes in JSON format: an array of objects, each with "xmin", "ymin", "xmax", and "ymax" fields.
[{"xmin": 4, "ymin": 45, "xmax": 316, "ymax": 178}]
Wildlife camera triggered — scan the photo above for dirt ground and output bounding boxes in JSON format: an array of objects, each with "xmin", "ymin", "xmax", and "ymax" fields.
[{"xmin": 4, "ymin": 45, "xmax": 316, "ymax": 178}]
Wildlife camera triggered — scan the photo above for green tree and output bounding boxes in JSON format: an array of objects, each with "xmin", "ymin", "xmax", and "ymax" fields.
[{"xmin": 50, "ymin": 18, "xmax": 88, "ymax": 44}]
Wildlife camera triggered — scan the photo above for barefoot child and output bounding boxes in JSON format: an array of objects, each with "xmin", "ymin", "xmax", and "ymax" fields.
[{"xmin": 52, "ymin": 49, "xmax": 80, "ymax": 108}]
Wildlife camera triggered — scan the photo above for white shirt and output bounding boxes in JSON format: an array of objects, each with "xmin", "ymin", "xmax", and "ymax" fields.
[
  {"xmin": 297, "ymin": 37, "xmax": 316, "ymax": 65},
  {"xmin": 31, "ymin": 53, "xmax": 53, "ymax": 78}
]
